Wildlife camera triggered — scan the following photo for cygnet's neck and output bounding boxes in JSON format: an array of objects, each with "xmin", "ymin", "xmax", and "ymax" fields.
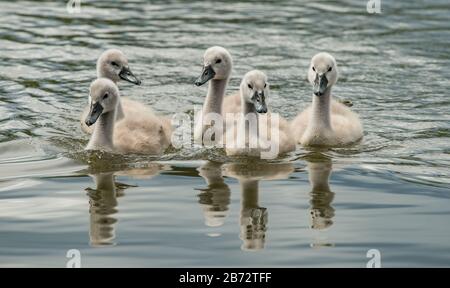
[
  {"xmin": 203, "ymin": 78, "xmax": 229, "ymax": 116},
  {"xmin": 310, "ymin": 87, "xmax": 332, "ymax": 131},
  {"xmin": 89, "ymin": 173, "xmax": 117, "ymax": 246},
  {"xmin": 86, "ymin": 109, "xmax": 116, "ymax": 152},
  {"xmin": 243, "ymin": 99, "xmax": 257, "ymax": 115},
  {"xmin": 241, "ymin": 93, "xmax": 260, "ymax": 138},
  {"xmin": 308, "ymin": 162, "xmax": 332, "ymax": 192},
  {"xmin": 115, "ymin": 99, "xmax": 125, "ymax": 121},
  {"xmin": 240, "ymin": 179, "xmax": 259, "ymax": 209},
  {"xmin": 94, "ymin": 173, "xmax": 117, "ymax": 195}
]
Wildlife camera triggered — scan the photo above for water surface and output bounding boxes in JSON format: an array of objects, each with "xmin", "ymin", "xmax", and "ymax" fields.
[{"xmin": 0, "ymin": 0, "xmax": 449, "ymax": 267}]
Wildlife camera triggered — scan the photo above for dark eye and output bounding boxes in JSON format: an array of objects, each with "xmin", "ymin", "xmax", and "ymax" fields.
[
  {"xmin": 111, "ymin": 61, "xmax": 119, "ymax": 67},
  {"xmin": 312, "ymin": 67, "xmax": 316, "ymax": 72},
  {"xmin": 264, "ymin": 83, "xmax": 267, "ymax": 88},
  {"xmin": 103, "ymin": 93, "xmax": 109, "ymax": 100},
  {"xmin": 216, "ymin": 59, "xmax": 222, "ymax": 64},
  {"xmin": 328, "ymin": 67, "xmax": 332, "ymax": 72},
  {"xmin": 248, "ymin": 84, "xmax": 253, "ymax": 89}
]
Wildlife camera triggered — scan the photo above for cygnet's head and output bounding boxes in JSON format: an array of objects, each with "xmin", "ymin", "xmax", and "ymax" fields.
[
  {"xmin": 85, "ymin": 78, "xmax": 120, "ymax": 127},
  {"xmin": 195, "ymin": 46, "xmax": 233, "ymax": 86},
  {"xmin": 240, "ymin": 70, "xmax": 269, "ymax": 114},
  {"xmin": 97, "ymin": 49, "xmax": 141, "ymax": 85},
  {"xmin": 308, "ymin": 52, "xmax": 338, "ymax": 96}
]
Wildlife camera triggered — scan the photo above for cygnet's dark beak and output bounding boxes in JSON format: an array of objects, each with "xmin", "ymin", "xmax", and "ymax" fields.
[
  {"xmin": 119, "ymin": 66, "xmax": 141, "ymax": 85},
  {"xmin": 195, "ymin": 65, "xmax": 215, "ymax": 86},
  {"xmin": 253, "ymin": 91, "xmax": 267, "ymax": 114},
  {"xmin": 313, "ymin": 74, "xmax": 328, "ymax": 96},
  {"xmin": 85, "ymin": 102, "xmax": 104, "ymax": 127}
]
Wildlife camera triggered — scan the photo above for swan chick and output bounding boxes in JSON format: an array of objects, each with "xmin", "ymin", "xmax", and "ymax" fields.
[
  {"xmin": 84, "ymin": 78, "xmax": 170, "ymax": 154},
  {"xmin": 97, "ymin": 49, "xmax": 141, "ymax": 85},
  {"xmin": 194, "ymin": 46, "xmax": 233, "ymax": 143},
  {"xmin": 81, "ymin": 49, "xmax": 142, "ymax": 134},
  {"xmin": 226, "ymin": 70, "xmax": 295, "ymax": 158},
  {"xmin": 85, "ymin": 78, "xmax": 119, "ymax": 152},
  {"xmin": 291, "ymin": 52, "xmax": 363, "ymax": 147}
]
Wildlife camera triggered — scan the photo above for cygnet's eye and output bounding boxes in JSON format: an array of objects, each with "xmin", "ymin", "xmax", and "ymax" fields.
[
  {"xmin": 216, "ymin": 59, "xmax": 222, "ymax": 64},
  {"xmin": 103, "ymin": 93, "xmax": 109, "ymax": 100},
  {"xmin": 248, "ymin": 84, "xmax": 253, "ymax": 90},
  {"xmin": 312, "ymin": 67, "xmax": 316, "ymax": 72},
  {"xmin": 264, "ymin": 83, "xmax": 267, "ymax": 88},
  {"xmin": 328, "ymin": 67, "xmax": 332, "ymax": 72},
  {"xmin": 111, "ymin": 61, "xmax": 120, "ymax": 68}
]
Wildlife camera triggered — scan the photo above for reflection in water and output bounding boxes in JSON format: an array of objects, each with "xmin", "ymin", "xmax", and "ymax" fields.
[
  {"xmin": 86, "ymin": 173, "xmax": 120, "ymax": 247},
  {"xmin": 239, "ymin": 179, "xmax": 267, "ymax": 251},
  {"xmin": 308, "ymin": 159, "xmax": 335, "ymax": 230},
  {"xmin": 116, "ymin": 164, "xmax": 168, "ymax": 179},
  {"xmin": 304, "ymin": 154, "xmax": 336, "ymax": 248},
  {"xmin": 197, "ymin": 162, "xmax": 231, "ymax": 229},
  {"xmin": 224, "ymin": 162, "xmax": 294, "ymax": 251},
  {"xmin": 85, "ymin": 165, "xmax": 163, "ymax": 246}
]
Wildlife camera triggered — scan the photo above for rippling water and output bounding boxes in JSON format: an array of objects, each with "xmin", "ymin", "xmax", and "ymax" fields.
[{"xmin": 0, "ymin": 0, "xmax": 449, "ymax": 267}]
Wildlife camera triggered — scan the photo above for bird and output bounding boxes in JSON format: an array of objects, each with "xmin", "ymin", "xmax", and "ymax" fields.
[
  {"xmin": 80, "ymin": 49, "xmax": 141, "ymax": 134},
  {"xmin": 290, "ymin": 52, "xmax": 363, "ymax": 147},
  {"xmin": 225, "ymin": 70, "xmax": 295, "ymax": 159},
  {"xmin": 84, "ymin": 78, "xmax": 171, "ymax": 155},
  {"xmin": 193, "ymin": 46, "xmax": 246, "ymax": 144}
]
